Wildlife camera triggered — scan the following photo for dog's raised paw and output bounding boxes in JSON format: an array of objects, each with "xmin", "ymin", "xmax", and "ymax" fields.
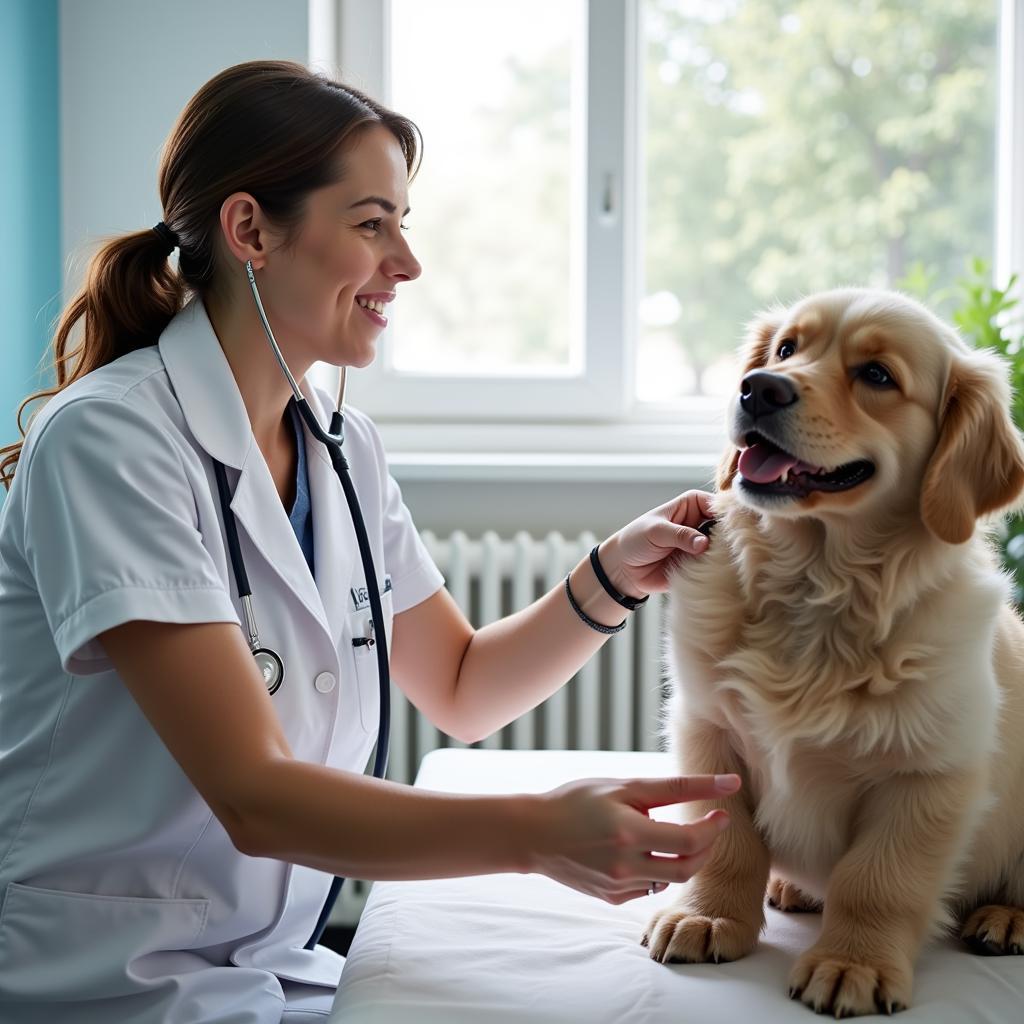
[
  {"xmin": 961, "ymin": 904, "xmax": 1024, "ymax": 955},
  {"xmin": 641, "ymin": 905, "xmax": 758, "ymax": 964},
  {"xmin": 767, "ymin": 876, "xmax": 823, "ymax": 913},
  {"xmin": 788, "ymin": 947, "xmax": 912, "ymax": 1017}
]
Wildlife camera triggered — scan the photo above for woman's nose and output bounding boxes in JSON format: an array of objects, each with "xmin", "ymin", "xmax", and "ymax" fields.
[{"xmin": 385, "ymin": 233, "xmax": 422, "ymax": 284}]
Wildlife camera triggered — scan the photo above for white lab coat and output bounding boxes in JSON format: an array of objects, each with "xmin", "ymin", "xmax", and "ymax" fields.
[{"xmin": 0, "ymin": 294, "xmax": 445, "ymax": 1022}]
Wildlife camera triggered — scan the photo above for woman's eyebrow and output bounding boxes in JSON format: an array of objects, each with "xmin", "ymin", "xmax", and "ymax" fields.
[{"xmin": 348, "ymin": 196, "xmax": 411, "ymax": 217}]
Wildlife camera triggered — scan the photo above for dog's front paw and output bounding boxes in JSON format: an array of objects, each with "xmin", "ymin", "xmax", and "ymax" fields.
[
  {"xmin": 641, "ymin": 904, "xmax": 759, "ymax": 964},
  {"xmin": 961, "ymin": 904, "xmax": 1024, "ymax": 955},
  {"xmin": 788, "ymin": 946, "xmax": 913, "ymax": 1017},
  {"xmin": 767, "ymin": 876, "xmax": 823, "ymax": 913}
]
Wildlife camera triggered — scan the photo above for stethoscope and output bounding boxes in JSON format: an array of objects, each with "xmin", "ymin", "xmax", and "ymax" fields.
[{"xmin": 211, "ymin": 261, "xmax": 391, "ymax": 950}]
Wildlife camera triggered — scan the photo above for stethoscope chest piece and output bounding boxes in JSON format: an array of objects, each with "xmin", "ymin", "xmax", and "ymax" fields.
[{"xmin": 254, "ymin": 647, "xmax": 284, "ymax": 695}]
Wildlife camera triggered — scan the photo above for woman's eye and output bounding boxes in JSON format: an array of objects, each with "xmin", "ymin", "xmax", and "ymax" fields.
[
  {"xmin": 361, "ymin": 219, "xmax": 410, "ymax": 233},
  {"xmin": 861, "ymin": 362, "xmax": 895, "ymax": 388},
  {"xmin": 776, "ymin": 339, "xmax": 796, "ymax": 360}
]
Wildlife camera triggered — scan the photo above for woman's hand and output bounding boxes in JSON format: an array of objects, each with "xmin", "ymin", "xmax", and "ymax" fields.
[
  {"xmin": 599, "ymin": 490, "xmax": 716, "ymax": 599},
  {"xmin": 525, "ymin": 773, "xmax": 741, "ymax": 903}
]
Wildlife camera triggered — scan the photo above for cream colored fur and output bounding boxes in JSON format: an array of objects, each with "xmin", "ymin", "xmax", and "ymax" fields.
[{"xmin": 642, "ymin": 288, "xmax": 1024, "ymax": 1017}]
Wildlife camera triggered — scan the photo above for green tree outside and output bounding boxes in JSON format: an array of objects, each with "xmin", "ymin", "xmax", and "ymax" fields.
[
  {"xmin": 643, "ymin": 0, "xmax": 999, "ymax": 396},
  {"xmin": 388, "ymin": 0, "xmax": 1000, "ymax": 392}
]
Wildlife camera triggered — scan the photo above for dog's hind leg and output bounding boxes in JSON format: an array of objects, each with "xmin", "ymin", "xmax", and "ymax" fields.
[
  {"xmin": 767, "ymin": 875, "xmax": 823, "ymax": 913},
  {"xmin": 959, "ymin": 846, "xmax": 1024, "ymax": 954},
  {"xmin": 960, "ymin": 904, "xmax": 1024, "ymax": 955}
]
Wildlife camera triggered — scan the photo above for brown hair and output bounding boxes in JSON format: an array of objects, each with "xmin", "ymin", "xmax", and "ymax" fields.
[{"xmin": 1, "ymin": 59, "xmax": 422, "ymax": 490}]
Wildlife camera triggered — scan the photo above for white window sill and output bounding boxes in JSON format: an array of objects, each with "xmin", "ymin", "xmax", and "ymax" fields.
[
  {"xmin": 388, "ymin": 451, "xmax": 718, "ymax": 484},
  {"xmin": 375, "ymin": 421, "xmax": 725, "ymax": 485}
]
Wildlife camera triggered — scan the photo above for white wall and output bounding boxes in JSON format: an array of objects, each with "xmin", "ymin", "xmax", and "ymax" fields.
[{"xmin": 60, "ymin": 0, "xmax": 309, "ymax": 295}]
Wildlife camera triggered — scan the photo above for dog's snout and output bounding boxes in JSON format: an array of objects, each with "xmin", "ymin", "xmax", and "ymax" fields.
[{"xmin": 740, "ymin": 371, "xmax": 799, "ymax": 419}]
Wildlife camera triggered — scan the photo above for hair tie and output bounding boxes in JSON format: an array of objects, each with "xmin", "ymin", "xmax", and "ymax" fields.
[{"xmin": 152, "ymin": 221, "xmax": 179, "ymax": 255}]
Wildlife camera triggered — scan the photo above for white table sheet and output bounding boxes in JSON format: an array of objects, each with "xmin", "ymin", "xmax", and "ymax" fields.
[{"xmin": 329, "ymin": 749, "xmax": 1024, "ymax": 1023}]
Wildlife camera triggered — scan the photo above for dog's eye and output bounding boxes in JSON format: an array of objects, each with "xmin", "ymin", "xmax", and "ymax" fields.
[
  {"xmin": 776, "ymin": 339, "xmax": 797, "ymax": 360},
  {"xmin": 861, "ymin": 362, "xmax": 895, "ymax": 388}
]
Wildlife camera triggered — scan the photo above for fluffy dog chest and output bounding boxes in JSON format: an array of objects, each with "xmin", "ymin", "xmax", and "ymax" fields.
[
  {"xmin": 724, "ymin": 612, "xmax": 931, "ymax": 746},
  {"xmin": 753, "ymin": 759, "xmax": 859, "ymax": 892},
  {"xmin": 667, "ymin": 557, "xmax": 978, "ymax": 773}
]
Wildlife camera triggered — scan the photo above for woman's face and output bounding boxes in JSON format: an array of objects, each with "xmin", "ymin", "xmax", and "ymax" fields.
[{"xmin": 241, "ymin": 123, "xmax": 422, "ymax": 371}]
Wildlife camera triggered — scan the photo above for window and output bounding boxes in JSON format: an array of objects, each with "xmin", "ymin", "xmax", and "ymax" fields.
[
  {"xmin": 314, "ymin": 0, "xmax": 1017, "ymax": 456},
  {"xmin": 388, "ymin": 0, "xmax": 580, "ymax": 378},
  {"xmin": 639, "ymin": 0, "xmax": 1001, "ymax": 403}
]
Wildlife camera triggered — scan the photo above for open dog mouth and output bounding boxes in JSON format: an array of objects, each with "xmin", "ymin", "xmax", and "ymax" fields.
[{"xmin": 738, "ymin": 431, "xmax": 875, "ymax": 496}]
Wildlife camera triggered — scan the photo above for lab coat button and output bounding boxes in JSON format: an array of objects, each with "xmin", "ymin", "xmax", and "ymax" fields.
[{"xmin": 314, "ymin": 671, "xmax": 336, "ymax": 694}]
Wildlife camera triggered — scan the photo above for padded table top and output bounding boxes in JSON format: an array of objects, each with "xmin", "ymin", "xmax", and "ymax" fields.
[{"xmin": 329, "ymin": 748, "xmax": 1024, "ymax": 1023}]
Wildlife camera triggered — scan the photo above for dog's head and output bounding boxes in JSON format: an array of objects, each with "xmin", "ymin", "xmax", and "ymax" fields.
[{"xmin": 717, "ymin": 287, "xmax": 1024, "ymax": 543}]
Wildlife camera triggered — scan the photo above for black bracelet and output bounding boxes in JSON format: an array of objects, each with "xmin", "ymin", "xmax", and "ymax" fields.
[
  {"xmin": 589, "ymin": 545, "xmax": 649, "ymax": 611},
  {"xmin": 564, "ymin": 574, "xmax": 627, "ymax": 635}
]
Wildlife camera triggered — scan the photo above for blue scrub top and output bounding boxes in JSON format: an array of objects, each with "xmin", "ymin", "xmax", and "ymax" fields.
[{"xmin": 286, "ymin": 398, "xmax": 315, "ymax": 577}]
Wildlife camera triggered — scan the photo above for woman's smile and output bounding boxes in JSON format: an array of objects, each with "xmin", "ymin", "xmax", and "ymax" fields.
[{"xmin": 354, "ymin": 290, "xmax": 395, "ymax": 328}]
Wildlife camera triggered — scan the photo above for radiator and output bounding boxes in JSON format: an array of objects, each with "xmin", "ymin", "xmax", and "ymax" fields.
[{"xmin": 330, "ymin": 529, "xmax": 671, "ymax": 926}]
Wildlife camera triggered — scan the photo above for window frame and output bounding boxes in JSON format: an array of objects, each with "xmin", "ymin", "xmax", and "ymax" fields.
[{"xmin": 323, "ymin": 0, "xmax": 642, "ymax": 425}]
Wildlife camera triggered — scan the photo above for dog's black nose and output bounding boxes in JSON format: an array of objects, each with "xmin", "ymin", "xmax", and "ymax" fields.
[{"xmin": 740, "ymin": 371, "xmax": 798, "ymax": 419}]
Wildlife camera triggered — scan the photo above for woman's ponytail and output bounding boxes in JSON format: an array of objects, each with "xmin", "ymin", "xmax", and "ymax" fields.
[{"xmin": 0, "ymin": 226, "xmax": 186, "ymax": 490}]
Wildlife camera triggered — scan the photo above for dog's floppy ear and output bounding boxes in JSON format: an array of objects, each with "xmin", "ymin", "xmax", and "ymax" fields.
[
  {"xmin": 920, "ymin": 349, "xmax": 1024, "ymax": 544},
  {"xmin": 716, "ymin": 307, "xmax": 786, "ymax": 491}
]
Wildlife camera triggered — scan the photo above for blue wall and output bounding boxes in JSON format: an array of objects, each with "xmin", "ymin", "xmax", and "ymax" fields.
[{"xmin": 1, "ymin": 0, "xmax": 60, "ymax": 483}]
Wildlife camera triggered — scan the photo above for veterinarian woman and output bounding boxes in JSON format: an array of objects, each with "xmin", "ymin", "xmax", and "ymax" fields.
[{"xmin": 0, "ymin": 61, "xmax": 737, "ymax": 1024}]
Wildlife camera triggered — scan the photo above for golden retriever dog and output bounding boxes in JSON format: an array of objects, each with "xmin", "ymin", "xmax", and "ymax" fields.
[{"xmin": 641, "ymin": 288, "xmax": 1024, "ymax": 1017}]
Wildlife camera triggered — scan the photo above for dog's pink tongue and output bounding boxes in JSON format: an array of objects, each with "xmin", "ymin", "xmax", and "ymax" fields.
[{"xmin": 738, "ymin": 443, "xmax": 798, "ymax": 484}]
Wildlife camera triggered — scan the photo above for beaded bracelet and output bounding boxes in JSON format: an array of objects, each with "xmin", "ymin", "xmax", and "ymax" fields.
[
  {"xmin": 589, "ymin": 544, "xmax": 650, "ymax": 611},
  {"xmin": 564, "ymin": 574, "xmax": 627, "ymax": 635}
]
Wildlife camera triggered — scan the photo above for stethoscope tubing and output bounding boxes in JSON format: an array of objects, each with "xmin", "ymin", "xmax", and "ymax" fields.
[{"xmin": 209, "ymin": 261, "xmax": 392, "ymax": 950}]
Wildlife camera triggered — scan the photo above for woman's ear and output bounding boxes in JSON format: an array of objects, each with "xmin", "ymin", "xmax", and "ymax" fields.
[
  {"xmin": 920, "ymin": 349, "xmax": 1024, "ymax": 544},
  {"xmin": 716, "ymin": 307, "xmax": 786, "ymax": 492}
]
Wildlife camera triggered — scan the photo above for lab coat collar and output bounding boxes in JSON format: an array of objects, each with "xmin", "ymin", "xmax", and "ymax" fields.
[
  {"xmin": 158, "ymin": 294, "xmax": 254, "ymax": 471},
  {"xmin": 159, "ymin": 294, "xmax": 357, "ymax": 645}
]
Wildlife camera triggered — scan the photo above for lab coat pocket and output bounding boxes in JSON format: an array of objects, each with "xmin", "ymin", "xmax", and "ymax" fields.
[
  {"xmin": 349, "ymin": 587, "xmax": 394, "ymax": 733},
  {"xmin": 0, "ymin": 881, "xmax": 210, "ymax": 1001}
]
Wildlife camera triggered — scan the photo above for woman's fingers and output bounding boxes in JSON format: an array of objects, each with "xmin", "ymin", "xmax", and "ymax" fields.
[
  {"xmin": 642, "ymin": 845, "xmax": 717, "ymax": 887},
  {"xmin": 625, "ymin": 773, "xmax": 741, "ymax": 811},
  {"xmin": 656, "ymin": 488, "xmax": 715, "ymax": 526},
  {"xmin": 638, "ymin": 810, "xmax": 731, "ymax": 858},
  {"xmin": 608, "ymin": 845, "xmax": 717, "ymax": 901},
  {"xmin": 537, "ymin": 772, "xmax": 739, "ymax": 904},
  {"xmin": 694, "ymin": 489, "xmax": 716, "ymax": 519},
  {"xmin": 597, "ymin": 810, "xmax": 732, "ymax": 901},
  {"xmin": 647, "ymin": 517, "xmax": 709, "ymax": 554}
]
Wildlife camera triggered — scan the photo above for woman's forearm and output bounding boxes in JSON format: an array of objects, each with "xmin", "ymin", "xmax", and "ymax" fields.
[
  {"xmin": 448, "ymin": 537, "xmax": 637, "ymax": 744},
  {"xmin": 237, "ymin": 542, "xmax": 639, "ymax": 875},
  {"xmin": 239, "ymin": 758, "xmax": 538, "ymax": 880}
]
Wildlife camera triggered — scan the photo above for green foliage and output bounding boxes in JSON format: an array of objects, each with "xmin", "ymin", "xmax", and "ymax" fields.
[
  {"xmin": 643, "ymin": 0, "xmax": 998, "ymax": 393},
  {"xmin": 899, "ymin": 258, "xmax": 1024, "ymax": 603}
]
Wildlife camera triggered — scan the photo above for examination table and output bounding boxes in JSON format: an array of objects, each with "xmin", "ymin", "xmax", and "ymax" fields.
[{"xmin": 328, "ymin": 748, "xmax": 1024, "ymax": 1023}]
